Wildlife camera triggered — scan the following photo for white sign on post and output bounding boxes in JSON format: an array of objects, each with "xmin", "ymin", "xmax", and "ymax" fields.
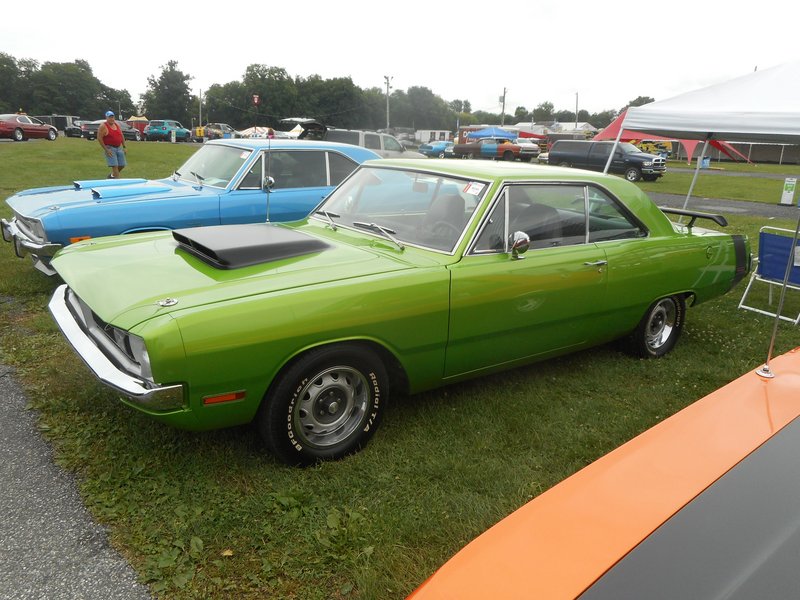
[{"xmin": 780, "ymin": 177, "xmax": 797, "ymax": 205}]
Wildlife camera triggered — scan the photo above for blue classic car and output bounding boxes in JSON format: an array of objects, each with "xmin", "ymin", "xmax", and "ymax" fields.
[
  {"xmin": 418, "ymin": 140, "xmax": 454, "ymax": 158},
  {"xmin": 1, "ymin": 139, "xmax": 380, "ymax": 275}
]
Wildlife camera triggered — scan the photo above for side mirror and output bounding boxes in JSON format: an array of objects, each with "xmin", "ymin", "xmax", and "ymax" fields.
[
  {"xmin": 263, "ymin": 176, "xmax": 275, "ymax": 191},
  {"xmin": 509, "ymin": 231, "xmax": 530, "ymax": 260}
]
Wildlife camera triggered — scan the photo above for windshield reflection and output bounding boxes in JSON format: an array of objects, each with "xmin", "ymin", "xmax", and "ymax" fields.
[
  {"xmin": 317, "ymin": 166, "xmax": 486, "ymax": 252},
  {"xmin": 176, "ymin": 145, "xmax": 252, "ymax": 188}
]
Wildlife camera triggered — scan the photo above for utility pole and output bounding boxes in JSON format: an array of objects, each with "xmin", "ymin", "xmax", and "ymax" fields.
[
  {"xmin": 198, "ymin": 89, "xmax": 203, "ymax": 127},
  {"xmin": 500, "ymin": 88, "xmax": 507, "ymax": 126},
  {"xmin": 384, "ymin": 75, "xmax": 393, "ymax": 130},
  {"xmin": 575, "ymin": 92, "xmax": 579, "ymax": 131}
]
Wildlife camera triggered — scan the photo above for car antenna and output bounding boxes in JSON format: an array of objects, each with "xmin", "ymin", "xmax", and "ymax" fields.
[{"xmin": 266, "ymin": 130, "xmax": 272, "ymax": 222}]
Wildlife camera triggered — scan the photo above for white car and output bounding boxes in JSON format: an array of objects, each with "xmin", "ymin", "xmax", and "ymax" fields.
[{"xmin": 513, "ymin": 138, "xmax": 542, "ymax": 162}]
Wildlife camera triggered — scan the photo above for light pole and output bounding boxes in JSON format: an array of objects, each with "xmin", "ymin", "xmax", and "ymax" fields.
[
  {"xmin": 575, "ymin": 92, "xmax": 579, "ymax": 131},
  {"xmin": 384, "ymin": 75, "xmax": 393, "ymax": 130}
]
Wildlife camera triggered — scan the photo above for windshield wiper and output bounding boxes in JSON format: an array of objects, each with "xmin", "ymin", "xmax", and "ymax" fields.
[
  {"xmin": 353, "ymin": 221, "xmax": 405, "ymax": 250},
  {"xmin": 172, "ymin": 170, "xmax": 181, "ymax": 181},
  {"xmin": 315, "ymin": 210, "xmax": 339, "ymax": 230},
  {"xmin": 190, "ymin": 171, "xmax": 205, "ymax": 186}
]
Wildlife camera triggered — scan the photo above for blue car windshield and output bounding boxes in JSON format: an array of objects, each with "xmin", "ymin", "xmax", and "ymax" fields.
[
  {"xmin": 176, "ymin": 145, "xmax": 252, "ymax": 188},
  {"xmin": 318, "ymin": 166, "xmax": 486, "ymax": 253}
]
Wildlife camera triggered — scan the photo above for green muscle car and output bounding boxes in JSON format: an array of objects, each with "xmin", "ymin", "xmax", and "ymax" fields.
[{"xmin": 48, "ymin": 160, "xmax": 750, "ymax": 465}]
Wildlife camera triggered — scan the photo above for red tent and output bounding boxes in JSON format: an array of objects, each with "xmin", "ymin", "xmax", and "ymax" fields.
[
  {"xmin": 595, "ymin": 110, "xmax": 750, "ymax": 163},
  {"xmin": 517, "ymin": 131, "xmax": 547, "ymax": 139}
]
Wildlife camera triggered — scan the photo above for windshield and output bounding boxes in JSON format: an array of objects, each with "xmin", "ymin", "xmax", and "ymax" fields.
[
  {"xmin": 175, "ymin": 145, "xmax": 252, "ymax": 188},
  {"xmin": 619, "ymin": 143, "xmax": 642, "ymax": 154},
  {"xmin": 316, "ymin": 166, "xmax": 486, "ymax": 252}
]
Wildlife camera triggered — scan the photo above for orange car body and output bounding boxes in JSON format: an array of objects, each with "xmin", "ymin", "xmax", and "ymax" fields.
[{"xmin": 410, "ymin": 348, "xmax": 800, "ymax": 599}]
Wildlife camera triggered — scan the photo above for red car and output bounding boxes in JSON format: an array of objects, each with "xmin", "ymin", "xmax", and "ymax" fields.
[{"xmin": 0, "ymin": 114, "xmax": 58, "ymax": 141}]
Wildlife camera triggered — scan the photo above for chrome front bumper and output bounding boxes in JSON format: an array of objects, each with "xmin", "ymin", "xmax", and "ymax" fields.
[
  {"xmin": 1, "ymin": 217, "xmax": 62, "ymax": 257},
  {"xmin": 48, "ymin": 284, "xmax": 185, "ymax": 412},
  {"xmin": 1, "ymin": 217, "xmax": 62, "ymax": 275}
]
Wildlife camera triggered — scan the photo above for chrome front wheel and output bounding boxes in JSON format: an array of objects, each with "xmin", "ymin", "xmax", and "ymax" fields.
[{"xmin": 258, "ymin": 344, "xmax": 387, "ymax": 465}]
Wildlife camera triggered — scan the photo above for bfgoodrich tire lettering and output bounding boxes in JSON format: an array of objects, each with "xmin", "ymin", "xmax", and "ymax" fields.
[
  {"xmin": 258, "ymin": 344, "xmax": 387, "ymax": 465},
  {"xmin": 627, "ymin": 295, "xmax": 685, "ymax": 358}
]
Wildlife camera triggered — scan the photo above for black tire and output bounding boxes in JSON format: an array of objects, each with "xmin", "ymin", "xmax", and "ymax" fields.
[
  {"xmin": 559, "ymin": 161, "xmax": 573, "ymax": 168},
  {"xmin": 13, "ymin": 128, "xmax": 24, "ymax": 142},
  {"xmin": 437, "ymin": 151, "xmax": 446, "ymax": 158},
  {"xmin": 47, "ymin": 128, "xmax": 57, "ymax": 141},
  {"xmin": 627, "ymin": 295, "xmax": 685, "ymax": 358},
  {"xmin": 257, "ymin": 344, "xmax": 388, "ymax": 465},
  {"xmin": 502, "ymin": 150, "xmax": 515, "ymax": 161},
  {"xmin": 625, "ymin": 167, "xmax": 642, "ymax": 182}
]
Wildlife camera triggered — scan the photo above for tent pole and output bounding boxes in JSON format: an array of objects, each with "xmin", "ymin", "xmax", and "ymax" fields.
[
  {"xmin": 603, "ymin": 123, "xmax": 624, "ymax": 175},
  {"xmin": 756, "ymin": 210, "xmax": 800, "ymax": 379},
  {"xmin": 682, "ymin": 134, "xmax": 711, "ymax": 211}
]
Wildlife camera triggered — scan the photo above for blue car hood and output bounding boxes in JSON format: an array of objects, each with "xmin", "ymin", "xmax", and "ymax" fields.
[{"xmin": 6, "ymin": 178, "xmax": 201, "ymax": 219}]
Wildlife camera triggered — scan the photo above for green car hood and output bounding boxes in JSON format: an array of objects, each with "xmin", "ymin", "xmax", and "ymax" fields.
[{"xmin": 52, "ymin": 224, "xmax": 419, "ymax": 330}]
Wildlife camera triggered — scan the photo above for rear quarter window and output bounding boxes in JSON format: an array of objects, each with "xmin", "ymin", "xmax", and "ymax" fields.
[{"xmin": 328, "ymin": 152, "xmax": 358, "ymax": 186}]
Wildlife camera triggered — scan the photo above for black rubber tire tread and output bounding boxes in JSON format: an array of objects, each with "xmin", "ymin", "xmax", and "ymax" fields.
[{"xmin": 257, "ymin": 344, "xmax": 388, "ymax": 466}]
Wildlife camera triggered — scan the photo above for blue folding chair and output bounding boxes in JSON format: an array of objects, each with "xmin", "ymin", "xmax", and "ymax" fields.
[{"xmin": 739, "ymin": 226, "xmax": 800, "ymax": 324}]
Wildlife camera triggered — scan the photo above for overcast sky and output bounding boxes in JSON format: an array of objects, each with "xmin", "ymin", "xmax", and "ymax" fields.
[{"xmin": 5, "ymin": 0, "xmax": 799, "ymax": 120}]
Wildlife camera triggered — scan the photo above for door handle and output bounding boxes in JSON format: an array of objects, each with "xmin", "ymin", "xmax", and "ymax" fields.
[{"xmin": 583, "ymin": 260, "xmax": 608, "ymax": 266}]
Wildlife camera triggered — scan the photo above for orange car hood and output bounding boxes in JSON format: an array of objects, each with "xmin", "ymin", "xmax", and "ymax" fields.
[{"xmin": 410, "ymin": 348, "xmax": 800, "ymax": 599}]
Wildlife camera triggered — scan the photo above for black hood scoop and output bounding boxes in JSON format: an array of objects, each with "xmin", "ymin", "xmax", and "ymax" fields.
[{"xmin": 172, "ymin": 224, "xmax": 330, "ymax": 269}]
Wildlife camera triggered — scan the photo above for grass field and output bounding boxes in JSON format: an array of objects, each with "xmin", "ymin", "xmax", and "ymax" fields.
[{"xmin": 1, "ymin": 138, "xmax": 799, "ymax": 599}]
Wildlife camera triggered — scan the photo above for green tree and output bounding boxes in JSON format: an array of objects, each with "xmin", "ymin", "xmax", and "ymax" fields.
[
  {"xmin": 203, "ymin": 81, "xmax": 248, "ymax": 128},
  {"xmin": 472, "ymin": 110, "xmax": 501, "ymax": 125},
  {"xmin": 141, "ymin": 60, "xmax": 193, "ymax": 124},
  {"xmin": 242, "ymin": 64, "xmax": 297, "ymax": 127},
  {"xmin": 533, "ymin": 101, "xmax": 554, "ymax": 122},
  {"xmin": 401, "ymin": 86, "xmax": 454, "ymax": 129},
  {"xmin": 358, "ymin": 87, "xmax": 388, "ymax": 130},
  {"xmin": 0, "ymin": 53, "xmax": 21, "ymax": 112},
  {"xmin": 554, "ymin": 109, "xmax": 575, "ymax": 123},
  {"xmin": 29, "ymin": 60, "xmax": 101, "ymax": 116},
  {"xmin": 626, "ymin": 95, "xmax": 655, "ymax": 107},
  {"xmin": 590, "ymin": 109, "xmax": 618, "ymax": 129},
  {"xmin": 12, "ymin": 57, "xmax": 39, "ymax": 113}
]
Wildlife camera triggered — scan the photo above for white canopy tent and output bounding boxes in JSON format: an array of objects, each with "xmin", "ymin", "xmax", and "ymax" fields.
[
  {"xmin": 605, "ymin": 61, "xmax": 800, "ymax": 209},
  {"xmin": 608, "ymin": 60, "xmax": 800, "ymax": 377},
  {"xmin": 622, "ymin": 61, "xmax": 800, "ymax": 143}
]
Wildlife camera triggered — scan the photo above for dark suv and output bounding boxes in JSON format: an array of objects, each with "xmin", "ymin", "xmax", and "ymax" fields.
[{"xmin": 548, "ymin": 140, "xmax": 666, "ymax": 182}]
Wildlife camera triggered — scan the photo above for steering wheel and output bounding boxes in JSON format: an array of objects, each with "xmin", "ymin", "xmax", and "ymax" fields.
[{"xmin": 430, "ymin": 221, "xmax": 462, "ymax": 239}]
